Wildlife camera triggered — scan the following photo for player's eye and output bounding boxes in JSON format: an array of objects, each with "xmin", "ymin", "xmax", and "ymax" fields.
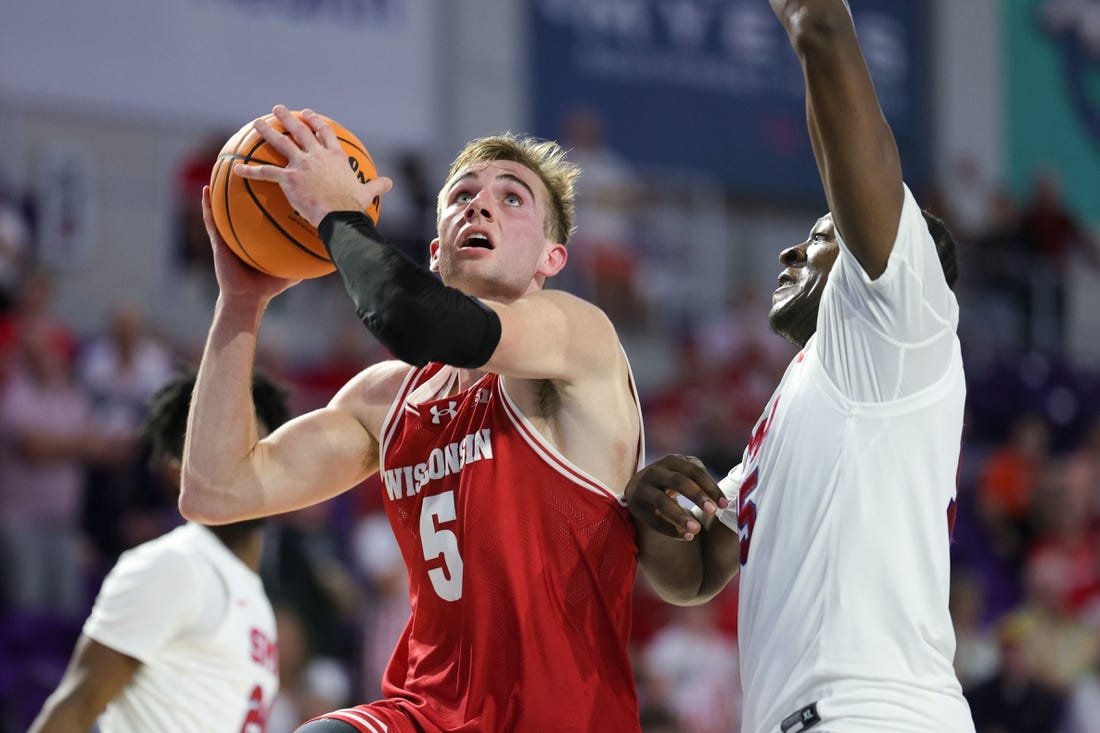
[
  {"xmin": 453, "ymin": 191, "xmax": 473, "ymax": 204},
  {"xmin": 503, "ymin": 193, "xmax": 522, "ymax": 206}
]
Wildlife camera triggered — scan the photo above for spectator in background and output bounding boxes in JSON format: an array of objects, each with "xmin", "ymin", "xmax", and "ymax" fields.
[
  {"xmin": 377, "ymin": 151, "xmax": 435, "ymax": 268},
  {"xmin": 174, "ymin": 134, "xmax": 231, "ymax": 275},
  {"xmin": 950, "ymin": 571, "xmax": 1001, "ymax": 691},
  {"xmin": 965, "ymin": 614, "xmax": 1066, "ymax": 733},
  {"xmin": 1006, "ymin": 551, "xmax": 1100, "ymax": 694},
  {"xmin": 78, "ymin": 305, "xmax": 175, "ymax": 430},
  {"xmin": 0, "ymin": 316, "xmax": 131, "ymax": 617},
  {"xmin": 78, "ymin": 304, "xmax": 176, "ymax": 562},
  {"xmin": 261, "ymin": 502, "xmax": 364, "ymax": 670},
  {"xmin": 638, "ymin": 704, "xmax": 684, "ymax": 733},
  {"xmin": 967, "ymin": 188, "xmax": 1033, "ymax": 353},
  {"xmin": 978, "ymin": 413, "xmax": 1051, "ymax": 572},
  {"xmin": 560, "ymin": 106, "xmax": 645, "ymax": 328},
  {"xmin": 28, "ymin": 368, "xmax": 288, "ymax": 733},
  {"xmin": 0, "ymin": 181, "xmax": 31, "ymax": 314},
  {"xmin": 268, "ymin": 604, "xmax": 353, "ymax": 733},
  {"xmin": 641, "ymin": 603, "xmax": 741, "ymax": 733},
  {"xmin": 1016, "ymin": 171, "xmax": 1100, "ymax": 354},
  {"xmin": 1064, "ymin": 652, "xmax": 1100, "ymax": 733},
  {"xmin": 1026, "ymin": 458, "xmax": 1100, "ymax": 618},
  {"xmin": 351, "ymin": 511, "xmax": 410, "ymax": 700},
  {"xmin": 0, "ymin": 269, "xmax": 76, "ymax": 386}
]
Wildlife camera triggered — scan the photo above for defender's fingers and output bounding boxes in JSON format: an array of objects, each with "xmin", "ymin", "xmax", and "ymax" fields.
[
  {"xmin": 648, "ymin": 487, "xmax": 703, "ymax": 540},
  {"xmin": 666, "ymin": 455, "xmax": 729, "ymax": 509}
]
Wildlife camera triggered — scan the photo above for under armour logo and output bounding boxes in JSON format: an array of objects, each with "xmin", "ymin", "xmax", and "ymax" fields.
[
  {"xmin": 474, "ymin": 388, "xmax": 491, "ymax": 404},
  {"xmin": 430, "ymin": 401, "xmax": 459, "ymax": 424}
]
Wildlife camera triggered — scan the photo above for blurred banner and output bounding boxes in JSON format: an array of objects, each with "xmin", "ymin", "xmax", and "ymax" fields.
[
  {"xmin": 528, "ymin": 0, "xmax": 930, "ymax": 203},
  {"xmin": 0, "ymin": 0, "xmax": 437, "ymax": 146},
  {"xmin": 1007, "ymin": 0, "xmax": 1100, "ymax": 223}
]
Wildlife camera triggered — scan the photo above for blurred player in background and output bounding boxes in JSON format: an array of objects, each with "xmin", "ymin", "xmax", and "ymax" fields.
[
  {"xmin": 29, "ymin": 368, "xmax": 288, "ymax": 733},
  {"xmin": 624, "ymin": 1, "xmax": 976, "ymax": 731},
  {"xmin": 180, "ymin": 106, "xmax": 645, "ymax": 732}
]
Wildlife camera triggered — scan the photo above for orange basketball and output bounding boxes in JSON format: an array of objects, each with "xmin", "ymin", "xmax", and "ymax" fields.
[{"xmin": 209, "ymin": 110, "xmax": 381, "ymax": 279}]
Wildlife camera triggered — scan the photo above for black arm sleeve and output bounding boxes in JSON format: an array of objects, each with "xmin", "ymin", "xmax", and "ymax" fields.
[{"xmin": 318, "ymin": 211, "xmax": 502, "ymax": 368}]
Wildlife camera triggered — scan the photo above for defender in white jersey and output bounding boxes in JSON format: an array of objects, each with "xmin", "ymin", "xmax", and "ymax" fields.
[
  {"xmin": 625, "ymin": 2, "xmax": 976, "ymax": 731},
  {"xmin": 30, "ymin": 371, "xmax": 287, "ymax": 733}
]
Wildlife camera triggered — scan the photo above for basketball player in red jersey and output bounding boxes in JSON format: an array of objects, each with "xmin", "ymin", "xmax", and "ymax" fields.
[{"xmin": 181, "ymin": 105, "xmax": 645, "ymax": 732}]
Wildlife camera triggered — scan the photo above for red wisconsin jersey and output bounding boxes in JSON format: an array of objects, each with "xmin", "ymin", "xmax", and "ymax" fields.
[{"xmin": 376, "ymin": 363, "xmax": 642, "ymax": 732}]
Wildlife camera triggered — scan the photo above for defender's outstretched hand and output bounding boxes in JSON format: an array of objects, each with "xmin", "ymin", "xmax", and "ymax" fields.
[
  {"xmin": 625, "ymin": 455, "xmax": 728, "ymax": 541},
  {"xmin": 236, "ymin": 105, "xmax": 392, "ymax": 227}
]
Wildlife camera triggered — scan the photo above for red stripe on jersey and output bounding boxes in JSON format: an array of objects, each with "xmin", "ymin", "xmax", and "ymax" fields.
[{"xmin": 379, "ymin": 365, "xmax": 425, "ymax": 464}]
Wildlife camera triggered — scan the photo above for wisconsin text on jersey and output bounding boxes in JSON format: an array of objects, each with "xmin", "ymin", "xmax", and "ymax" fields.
[{"xmin": 382, "ymin": 428, "xmax": 493, "ymax": 500}]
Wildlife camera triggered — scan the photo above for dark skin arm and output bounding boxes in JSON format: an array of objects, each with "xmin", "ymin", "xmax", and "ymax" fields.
[
  {"xmin": 771, "ymin": 0, "xmax": 905, "ymax": 278},
  {"xmin": 625, "ymin": 455, "xmax": 740, "ymax": 605},
  {"xmin": 28, "ymin": 635, "xmax": 141, "ymax": 733}
]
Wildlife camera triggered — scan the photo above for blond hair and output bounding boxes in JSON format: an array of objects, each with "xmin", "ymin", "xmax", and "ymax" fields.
[{"xmin": 438, "ymin": 133, "xmax": 580, "ymax": 245}]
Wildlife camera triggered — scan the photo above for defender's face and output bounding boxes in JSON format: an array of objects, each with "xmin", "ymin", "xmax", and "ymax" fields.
[
  {"xmin": 431, "ymin": 160, "xmax": 564, "ymax": 301},
  {"xmin": 769, "ymin": 214, "xmax": 841, "ymax": 348}
]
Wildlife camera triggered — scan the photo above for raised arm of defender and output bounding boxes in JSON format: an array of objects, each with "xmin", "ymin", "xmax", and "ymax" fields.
[{"xmin": 771, "ymin": 0, "xmax": 904, "ymax": 277}]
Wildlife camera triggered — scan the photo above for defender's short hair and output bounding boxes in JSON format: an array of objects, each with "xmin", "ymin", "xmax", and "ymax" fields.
[{"xmin": 141, "ymin": 368, "xmax": 290, "ymax": 466}]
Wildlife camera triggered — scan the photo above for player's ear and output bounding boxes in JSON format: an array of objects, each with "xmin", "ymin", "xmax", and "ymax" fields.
[
  {"xmin": 429, "ymin": 238, "xmax": 441, "ymax": 272},
  {"xmin": 538, "ymin": 242, "xmax": 567, "ymax": 278}
]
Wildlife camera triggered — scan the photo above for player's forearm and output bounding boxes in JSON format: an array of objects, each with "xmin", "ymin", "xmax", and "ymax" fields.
[
  {"xmin": 636, "ymin": 521, "xmax": 740, "ymax": 606},
  {"xmin": 320, "ymin": 211, "xmax": 501, "ymax": 368},
  {"xmin": 179, "ymin": 297, "xmax": 267, "ymax": 524},
  {"xmin": 779, "ymin": 0, "xmax": 902, "ymax": 276},
  {"xmin": 28, "ymin": 693, "xmax": 98, "ymax": 733},
  {"xmin": 772, "ymin": 0, "xmax": 852, "ymax": 40}
]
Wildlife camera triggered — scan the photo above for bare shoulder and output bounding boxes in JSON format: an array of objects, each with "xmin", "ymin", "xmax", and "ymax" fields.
[
  {"xmin": 502, "ymin": 314, "xmax": 640, "ymax": 493},
  {"xmin": 329, "ymin": 359, "xmax": 416, "ymax": 437}
]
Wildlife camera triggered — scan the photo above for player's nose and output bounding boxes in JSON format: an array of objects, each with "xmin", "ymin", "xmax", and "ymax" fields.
[
  {"xmin": 779, "ymin": 242, "xmax": 807, "ymax": 267},
  {"xmin": 464, "ymin": 191, "xmax": 493, "ymax": 221}
]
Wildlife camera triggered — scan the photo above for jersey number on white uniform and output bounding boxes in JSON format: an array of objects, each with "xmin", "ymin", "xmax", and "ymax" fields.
[
  {"xmin": 421, "ymin": 490, "xmax": 464, "ymax": 601},
  {"xmin": 737, "ymin": 467, "xmax": 759, "ymax": 566}
]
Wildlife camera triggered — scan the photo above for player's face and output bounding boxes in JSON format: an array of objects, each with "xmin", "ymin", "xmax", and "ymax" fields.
[
  {"xmin": 431, "ymin": 160, "xmax": 566, "ymax": 300},
  {"xmin": 769, "ymin": 214, "xmax": 841, "ymax": 348}
]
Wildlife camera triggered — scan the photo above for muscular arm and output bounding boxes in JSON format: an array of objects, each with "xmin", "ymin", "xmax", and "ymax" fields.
[
  {"xmin": 28, "ymin": 636, "xmax": 141, "ymax": 733},
  {"xmin": 626, "ymin": 456, "xmax": 739, "ymax": 604},
  {"xmin": 178, "ymin": 186, "xmax": 405, "ymax": 525},
  {"xmin": 773, "ymin": 0, "xmax": 904, "ymax": 277},
  {"xmin": 180, "ymin": 312, "xmax": 399, "ymax": 524},
  {"xmin": 637, "ymin": 518, "xmax": 741, "ymax": 605}
]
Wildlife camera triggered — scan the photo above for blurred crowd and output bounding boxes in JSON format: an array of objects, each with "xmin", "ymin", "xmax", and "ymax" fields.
[{"xmin": 1, "ymin": 122, "xmax": 1099, "ymax": 733}]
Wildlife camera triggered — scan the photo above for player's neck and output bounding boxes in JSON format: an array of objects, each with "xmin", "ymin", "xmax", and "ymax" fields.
[{"xmin": 209, "ymin": 525, "xmax": 264, "ymax": 572}]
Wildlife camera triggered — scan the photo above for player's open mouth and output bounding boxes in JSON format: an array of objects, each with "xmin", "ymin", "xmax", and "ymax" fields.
[{"xmin": 460, "ymin": 234, "xmax": 494, "ymax": 250}]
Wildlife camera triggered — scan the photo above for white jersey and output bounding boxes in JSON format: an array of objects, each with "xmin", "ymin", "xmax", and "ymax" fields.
[
  {"xmin": 84, "ymin": 522, "xmax": 279, "ymax": 733},
  {"xmin": 717, "ymin": 187, "xmax": 974, "ymax": 732}
]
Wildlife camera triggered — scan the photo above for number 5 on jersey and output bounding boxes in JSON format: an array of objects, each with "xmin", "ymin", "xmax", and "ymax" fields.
[
  {"xmin": 420, "ymin": 490, "xmax": 464, "ymax": 601},
  {"xmin": 738, "ymin": 468, "xmax": 759, "ymax": 566}
]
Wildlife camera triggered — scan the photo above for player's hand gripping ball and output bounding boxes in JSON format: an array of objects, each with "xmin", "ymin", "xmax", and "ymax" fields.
[{"xmin": 208, "ymin": 110, "xmax": 381, "ymax": 279}]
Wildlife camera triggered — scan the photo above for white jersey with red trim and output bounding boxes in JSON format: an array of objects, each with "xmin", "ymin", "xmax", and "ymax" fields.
[
  {"xmin": 84, "ymin": 522, "xmax": 279, "ymax": 733},
  {"xmin": 717, "ymin": 186, "xmax": 975, "ymax": 732}
]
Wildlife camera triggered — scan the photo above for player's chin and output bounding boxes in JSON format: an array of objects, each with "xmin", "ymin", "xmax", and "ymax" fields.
[{"xmin": 769, "ymin": 289, "xmax": 793, "ymax": 318}]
